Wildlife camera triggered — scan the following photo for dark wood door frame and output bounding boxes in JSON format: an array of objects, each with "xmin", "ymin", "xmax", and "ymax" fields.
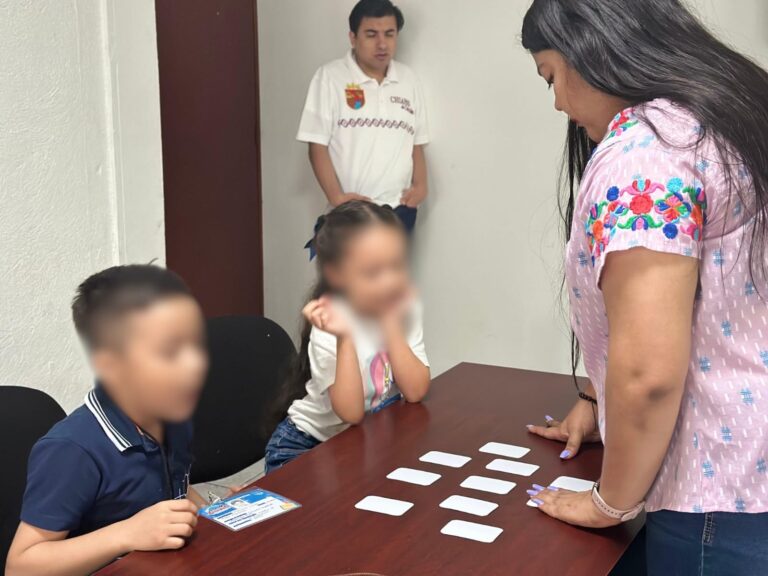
[{"xmin": 155, "ymin": 0, "xmax": 263, "ymax": 317}]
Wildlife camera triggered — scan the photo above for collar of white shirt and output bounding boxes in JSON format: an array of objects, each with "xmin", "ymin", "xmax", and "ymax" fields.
[{"xmin": 346, "ymin": 50, "xmax": 400, "ymax": 86}]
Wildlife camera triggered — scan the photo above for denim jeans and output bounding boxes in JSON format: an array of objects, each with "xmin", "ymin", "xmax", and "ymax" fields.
[
  {"xmin": 264, "ymin": 418, "xmax": 321, "ymax": 475},
  {"xmin": 646, "ymin": 510, "xmax": 768, "ymax": 575},
  {"xmin": 264, "ymin": 394, "xmax": 403, "ymax": 474}
]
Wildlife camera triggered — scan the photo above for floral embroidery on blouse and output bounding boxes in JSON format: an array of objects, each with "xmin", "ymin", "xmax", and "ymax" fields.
[
  {"xmin": 585, "ymin": 177, "xmax": 707, "ymax": 263},
  {"xmin": 605, "ymin": 108, "xmax": 639, "ymax": 141}
]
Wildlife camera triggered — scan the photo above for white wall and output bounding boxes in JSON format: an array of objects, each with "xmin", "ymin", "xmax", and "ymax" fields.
[
  {"xmin": 259, "ymin": 0, "xmax": 768, "ymax": 378},
  {"xmin": 0, "ymin": 0, "xmax": 165, "ymax": 412}
]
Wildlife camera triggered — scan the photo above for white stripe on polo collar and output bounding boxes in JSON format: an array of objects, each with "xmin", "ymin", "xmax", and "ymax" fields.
[{"xmin": 85, "ymin": 389, "xmax": 132, "ymax": 452}]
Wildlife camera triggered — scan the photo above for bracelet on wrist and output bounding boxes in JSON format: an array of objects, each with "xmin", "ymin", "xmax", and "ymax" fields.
[
  {"xmin": 578, "ymin": 391, "xmax": 597, "ymax": 405},
  {"xmin": 591, "ymin": 482, "xmax": 644, "ymax": 522}
]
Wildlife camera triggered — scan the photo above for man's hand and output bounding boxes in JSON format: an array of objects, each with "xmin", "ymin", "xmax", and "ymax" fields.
[
  {"xmin": 118, "ymin": 499, "xmax": 198, "ymax": 552},
  {"xmin": 303, "ymin": 296, "xmax": 350, "ymax": 337},
  {"xmin": 400, "ymin": 185, "xmax": 427, "ymax": 208},
  {"xmin": 331, "ymin": 192, "xmax": 371, "ymax": 207}
]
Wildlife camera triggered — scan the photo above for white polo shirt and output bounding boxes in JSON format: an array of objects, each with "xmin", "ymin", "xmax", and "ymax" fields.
[{"xmin": 297, "ymin": 51, "xmax": 429, "ymax": 207}]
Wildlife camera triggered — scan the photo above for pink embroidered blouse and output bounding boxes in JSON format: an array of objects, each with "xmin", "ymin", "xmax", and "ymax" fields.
[{"xmin": 566, "ymin": 98, "xmax": 768, "ymax": 513}]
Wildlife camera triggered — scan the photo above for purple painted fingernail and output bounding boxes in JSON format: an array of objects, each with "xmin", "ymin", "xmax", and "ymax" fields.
[
  {"xmin": 526, "ymin": 489, "xmax": 540, "ymax": 496},
  {"xmin": 560, "ymin": 449, "xmax": 571, "ymax": 459},
  {"xmin": 545, "ymin": 415, "xmax": 554, "ymax": 422},
  {"xmin": 548, "ymin": 486, "xmax": 560, "ymax": 491},
  {"xmin": 533, "ymin": 499, "xmax": 545, "ymax": 506},
  {"xmin": 532, "ymin": 484, "xmax": 546, "ymax": 491}
]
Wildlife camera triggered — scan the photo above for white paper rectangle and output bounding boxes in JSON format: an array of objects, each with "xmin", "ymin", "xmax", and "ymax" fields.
[
  {"xmin": 460, "ymin": 475, "xmax": 516, "ymax": 495},
  {"xmin": 479, "ymin": 442, "xmax": 531, "ymax": 459},
  {"xmin": 355, "ymin": 496, "xmax": 413, "ymax": 516},
  {"xmin": 486, "ymin": 458, "xmax": 539, "ymax": 477},
  {"xmin": 551, "ymin": 476, "xmax": 595, "ymax": 492},
  {"xmin": 387, "ymin": 467, "xmax": 441, "ymax": 486},
  {"xmin": 441, "ymin": 519, "xmax": 503, "ymax": 543},
  {"xmin": 527, "ymin": 476, "xmax": 595, "ymax": 507},
  {"xmin": 440, "ymin": 495, "xmax": 498, "ymax": 517},
  {"xmin": 419, "ymin": 451, "xmax": 472, "ymax": 468}
]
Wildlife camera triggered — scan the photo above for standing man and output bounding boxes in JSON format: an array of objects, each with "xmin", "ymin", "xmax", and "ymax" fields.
[{"xmin": 297, "ymin": 0, "xmax": 429, "ymax": 239}]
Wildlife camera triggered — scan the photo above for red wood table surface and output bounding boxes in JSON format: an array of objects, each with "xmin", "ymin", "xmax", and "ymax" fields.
[{"xmin": 99, "ymin": 363, "xmax": 643, "ymax": 576}]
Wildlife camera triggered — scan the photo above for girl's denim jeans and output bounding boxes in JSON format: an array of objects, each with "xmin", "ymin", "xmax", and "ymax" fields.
[
  {"xmin": 264, "ymin": 418, "xmax": 320, "ymax": 475},
  {"xmin": 264, "ymin": 394, "xmax": 402, "ymax": 475}
]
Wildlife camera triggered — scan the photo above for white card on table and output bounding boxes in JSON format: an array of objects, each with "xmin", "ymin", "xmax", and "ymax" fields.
[
  {"xmin": 419, "ymin": 451, "xmax": 471, "ymax": 468},
  {"xmin": 460, "ymin": 475, "xmax": 516, "ymax": 495},
  {"xmin": 355, "ymin": 496, "xmax": 413, "ymax": 516},
  {"xmin": 441, "ymin": 519, "xmax": 503, "ymax": 543},
  {"xmin": 387, "ymin": 467, "xmax": 441, "ymax": 486},
  {"xmin": 479, "ymin": 442, "xmax": 530, "ymax": 459},
  {"xmin": 440, "ymin": 495, "xmax": 498, "ymax": 517},
  {"xmin": 486, "ymin": 458, "xmax": 539, "ymax": 477},
  {"xmin": 527, "ymin": 476, "xmax": 595, "ymax": 507}
]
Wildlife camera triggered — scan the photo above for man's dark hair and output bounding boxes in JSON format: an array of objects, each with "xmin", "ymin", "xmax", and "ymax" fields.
[
  {"xmin": 349, "ymin": 0, "xmax": 404, "ymax": 34},
  {"xmin": 72, "ymin": 264, "xmax": 193, "ymax": 349}
]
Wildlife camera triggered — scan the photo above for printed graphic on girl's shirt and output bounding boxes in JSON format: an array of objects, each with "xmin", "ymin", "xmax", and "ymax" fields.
[{"xmin": 366, "ymin": 352, "xmax": 394, "ymax": 410}]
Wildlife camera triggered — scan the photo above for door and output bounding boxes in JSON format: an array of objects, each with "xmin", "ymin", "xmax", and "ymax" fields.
[{"xmin": 155, "ymin": 0, "xmax": 263, "ymax": 317}]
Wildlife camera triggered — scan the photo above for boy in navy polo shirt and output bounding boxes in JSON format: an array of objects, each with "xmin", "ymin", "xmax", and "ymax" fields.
[{"xmin": 6, "ymin": 265, "xmax": 207, "ymax": 576}]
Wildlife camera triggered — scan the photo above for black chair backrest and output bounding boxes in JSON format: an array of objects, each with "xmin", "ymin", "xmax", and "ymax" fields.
[
  {"xmin": 0, "ymin": 386, "xmax": 66, "ymax": 568},
  {"xmin": 191, "ymin": 316, "xmax": 297, "ymax": 484}
]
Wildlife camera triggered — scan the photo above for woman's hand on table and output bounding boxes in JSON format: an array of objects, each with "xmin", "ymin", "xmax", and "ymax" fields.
[
  {"xmin": 527, "ymin": 486, "xmax": 620, "ymax": 528},
  {"xmin": 526, "ymin": 399, "xmax": 601, "ymax": 459}
]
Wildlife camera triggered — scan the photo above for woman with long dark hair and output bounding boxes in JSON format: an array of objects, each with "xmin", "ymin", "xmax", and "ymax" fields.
[{"xmin": 520, "ymin": 0, "xmax": 768, "ymax": 572}]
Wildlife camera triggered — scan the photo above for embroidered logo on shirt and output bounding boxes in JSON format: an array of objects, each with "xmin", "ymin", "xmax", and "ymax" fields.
[
  {"xmin": 390, "ymin": 95, "xmax": 414, "ymax": 115},
  {"xmin": 345, "ymin": 83, "xmax": 365, "ymax": 110}
]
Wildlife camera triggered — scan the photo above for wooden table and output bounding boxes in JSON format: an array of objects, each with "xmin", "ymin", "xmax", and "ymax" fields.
[{"xmin": 99, "ymin": 363, "xmax": 643, "ymax": 576}]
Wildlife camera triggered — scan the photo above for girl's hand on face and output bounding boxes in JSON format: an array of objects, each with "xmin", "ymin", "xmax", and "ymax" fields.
[
  {"xmin": 527, "ymin": 487, "xmax": 620, "ymax": 529},
  {"xmin": 526, "ymin": 399, "xmax": 602, "ymax": 460},
  {"xmin": 302, "ymin": 297, "xmax": 350, "ymax": 337},
  {"xmin": 381, "ymin": 287, "xmax": 416, "ymax": 333}
]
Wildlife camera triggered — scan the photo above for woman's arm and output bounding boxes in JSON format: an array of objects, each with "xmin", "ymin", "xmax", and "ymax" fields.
[
  {"xmin": 383, "ymin": 320, "xmax": 430, "ymax": 403},
  {"xmin": 597, "ymin": 247, "xmax": 698, "ymax": 510}
]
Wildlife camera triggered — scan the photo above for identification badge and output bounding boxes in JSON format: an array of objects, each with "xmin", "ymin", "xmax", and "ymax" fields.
[{"xmin": 199, "ymin": 488, "xmax": 301, "ymax": 531}]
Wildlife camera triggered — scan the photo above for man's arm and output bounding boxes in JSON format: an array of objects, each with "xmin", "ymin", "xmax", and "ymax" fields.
[
  {"xmin": 308, "ymin": 144, "xmax": 369, "ymax": 207},
  {"xmin": 401, "ymin": 145, "xmax": 428, "ymax": 208},
  {"xmin": 5, "ymin": 500, "xmax": 198, "ymax": 576}
]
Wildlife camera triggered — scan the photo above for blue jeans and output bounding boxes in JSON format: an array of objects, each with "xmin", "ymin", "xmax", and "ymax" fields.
[
  {"xmin": 264, "ymin": 394, "xmax": 403, "ymax": 474},
  {"xmin": 264, "ymin": 418, "xmax": 320, "ymax": 475},
  {"xmin": 646, "ymin": 510, "xmax": 768, "ymax": 575}
]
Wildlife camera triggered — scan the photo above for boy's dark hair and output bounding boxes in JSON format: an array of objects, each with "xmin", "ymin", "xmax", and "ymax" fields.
[
  {"xmin": 349, "ymin": 0, "xmax": 404, "ymax": 34},
  {"xmin": 72, "ymin": 264, "xmax": 192, "ymax": 349}
]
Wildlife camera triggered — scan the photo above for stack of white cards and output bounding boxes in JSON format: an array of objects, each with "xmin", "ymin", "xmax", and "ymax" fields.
[{"xmin": 355, "ymin": 441, "xmax": 558, "ymax": 544}]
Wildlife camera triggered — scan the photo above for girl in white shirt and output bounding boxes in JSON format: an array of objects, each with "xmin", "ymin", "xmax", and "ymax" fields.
[{"xmin": 265, "ymin": 201, "xmax": 430, "ymax": 473}]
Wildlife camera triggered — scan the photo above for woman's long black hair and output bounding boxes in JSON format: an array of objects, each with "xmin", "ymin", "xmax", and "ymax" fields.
[
  {"xmin": 522, "ymin": 0, "xmax": 768, "ymax": 382},
  {"xmin": 269, "ymin": 201, "xmax": 404, "ymax": 429}
]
